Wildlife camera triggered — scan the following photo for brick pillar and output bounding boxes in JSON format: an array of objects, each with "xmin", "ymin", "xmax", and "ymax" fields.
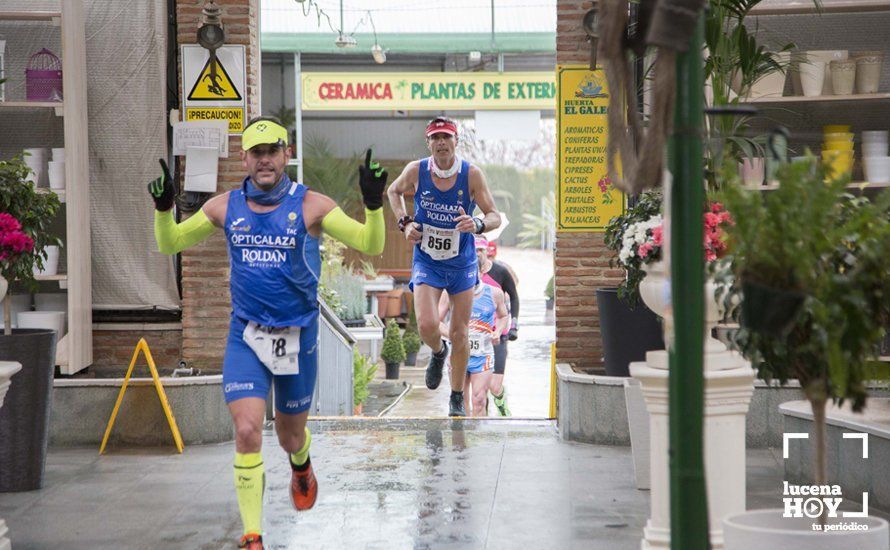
[
  {"xmin": 176, "ymin": 0, "xmax": 260, "ymax": 370},
  {"xmin": 555, "ymin": 1, "xmax": 623, "ymax": 371}
]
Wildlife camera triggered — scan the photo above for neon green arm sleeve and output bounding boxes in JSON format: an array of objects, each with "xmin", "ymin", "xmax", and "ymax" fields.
[
  {"xmin": 154, "ymin": 208, "xmax": 217, "ymax": 255},
  {"xmin": 321, "ymin": 206, "xmax": 385, "ymax": 256}
]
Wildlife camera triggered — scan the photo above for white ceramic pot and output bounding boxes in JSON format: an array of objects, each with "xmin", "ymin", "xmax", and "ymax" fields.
[
  {"xmin": 47, "ymin": 160, "xmax": 65, "ymax": 190},
  {"xmin": 806, "ymin": 50, "xmax": 848, "ymax": 94},
  {"xmin": 34, "ymin": 293, "xmax": 67, "ymax": 334},
  {"xmin": 864, "ymin": 156, "xmax": 890, "ymax": 184},
  {"xmin": 800, "ymin": 58, "xmax": 827, "ymax": 97},
  {"xmin": 0, "ymin": 361, "xmax": 22, "ymax": 410},
  {"xmin": 22, "ymin": 147, "xmax": 46, "ymax": 186},
  {"xmin": 861, "ymin": 130, "xmax": 889, "ymax": 144},
  {"xmin": 749, "ymin": 52, "xmax": 790, "ymax": 99},
  {"xmin": 723, "ymin": 509, "xmax": 889, "ymax": 550},
  {"xmin": 829, "ymin": 60, "xmax": 856, "ymax": 95},
  {"xmin": 33, "ymin": 245, "xmax": 60, "ymax": 277},
  {"xmin": 17, "ymin": 310, "xmax": 65, "ymax": 336},
  {"xmin": 856, "ymin": 55, "xmax": 883, "ymax": 94},
  {"xmin": 740, "ymin": 157, "xmax": 765, "ymax": 186},
  {"xmin": 863, "ymin": 143, "xmax": 889, "ymax": 158}
]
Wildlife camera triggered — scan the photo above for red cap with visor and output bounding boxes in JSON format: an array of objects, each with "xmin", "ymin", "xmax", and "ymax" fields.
[{"xmin": 425, "ymin": 119, "xmax": 458, "ymax": 138}]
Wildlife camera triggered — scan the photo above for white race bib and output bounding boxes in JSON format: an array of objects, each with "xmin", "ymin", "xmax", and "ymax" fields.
[
  {"xmin": 420, "ymin": 226, "xmax": 459, "ymax": 261},
  {"xmin": 468, "ymin": 331, "xmax": 494, "ymax": 357},
  {"xmin": 243, "ymin": 321, "xmax": 301, "ymax": 375}
]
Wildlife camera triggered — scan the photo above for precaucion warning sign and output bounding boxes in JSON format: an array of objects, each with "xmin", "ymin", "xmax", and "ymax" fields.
[
  {"xmin": 556, "ymin": 65, "xmax": 625, "ymax": 232},
  {"xmin": 182, "ymin": 45, "xmax": 246, "ymax": 133}
]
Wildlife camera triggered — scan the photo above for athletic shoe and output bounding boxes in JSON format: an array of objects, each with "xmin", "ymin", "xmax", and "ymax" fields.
[
  {"xmin": 425, "ymin": 339, "xmax": 449, "ymax": 390},
  {"xmin": 449, "ymin": 392, "xmax": 466, "ymax": 417},
  {"xmin": 290, "ymin": 457, "xmax": 318, "ymax": 511},
  {"xmin": 493, "ymin": 390, "xmax": 511, "ymax": 417},
  {"xmin": 239, "ymin": 533, "xmax": 263, "ymax": 549}
]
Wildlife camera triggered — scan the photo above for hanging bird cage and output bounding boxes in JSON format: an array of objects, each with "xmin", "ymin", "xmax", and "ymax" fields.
[{"xmin": 26, "ymin": 48, "xmax": 63, "ymax": 102}]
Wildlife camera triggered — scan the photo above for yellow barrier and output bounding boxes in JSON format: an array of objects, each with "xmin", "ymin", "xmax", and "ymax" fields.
[
  {"xmin": 99, "ymin": 338, "xmax": 184, "ymax": 454},
  {"xmin": 549, "ymin": 342, "xmax": 557, "ymax": 419}
]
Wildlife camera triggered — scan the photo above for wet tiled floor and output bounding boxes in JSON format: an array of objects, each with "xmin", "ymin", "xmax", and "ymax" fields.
[{"xmin": 0, "ymin": 418, "xmax": 788, "ymax": 549}]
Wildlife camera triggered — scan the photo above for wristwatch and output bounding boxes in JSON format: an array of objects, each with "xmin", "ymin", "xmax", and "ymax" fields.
[
  {"xmin": 398, "ymin": 215, "xmax": 413, "ymax": 232},
  {"xmin": 473, "ymin": 218, "xmax": 486, "ymax": 234}
]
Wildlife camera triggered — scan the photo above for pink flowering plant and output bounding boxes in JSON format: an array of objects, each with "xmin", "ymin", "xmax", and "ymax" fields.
[
  {"xmin": 605, "ymin": 190, "xmax": 732, "ymax": 307},
  {"xmin": 0, "ymin": 154, "xmax": 61, "ymax": 334}
]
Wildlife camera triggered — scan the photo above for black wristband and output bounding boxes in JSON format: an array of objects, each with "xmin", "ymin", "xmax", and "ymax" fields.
[
  {"xmin": 473, "ymin": 218, "xmax": 486, "ymax": 234},
  {"xmin": 398, "ymin": 215, "xmax": 413, "ymax": 232}
]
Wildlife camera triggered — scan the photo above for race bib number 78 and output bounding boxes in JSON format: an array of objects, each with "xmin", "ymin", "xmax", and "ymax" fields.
[{"xmin": 243, "ymin": 321, "xmax": 301, "ymax": 375}]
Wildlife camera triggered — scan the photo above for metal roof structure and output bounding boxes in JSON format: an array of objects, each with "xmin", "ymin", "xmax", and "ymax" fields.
[{"xmin": 261, "ymin": 0, "xmax": 556, "ymax": 54}]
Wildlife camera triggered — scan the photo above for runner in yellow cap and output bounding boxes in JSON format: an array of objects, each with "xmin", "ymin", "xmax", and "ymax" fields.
[{"xmin": 148, "ymin": 115, "xmax": 387, "ymax": 549}]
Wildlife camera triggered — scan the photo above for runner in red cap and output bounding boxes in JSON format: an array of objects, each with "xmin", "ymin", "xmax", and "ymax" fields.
[{"xmin": 386, "ymin": 116, "xmax": 501, "ymax": 417}]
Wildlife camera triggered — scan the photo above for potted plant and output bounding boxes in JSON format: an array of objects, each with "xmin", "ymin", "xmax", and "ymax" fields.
[
  {"xmin": 402, "ymin": 327, "xmax": 421, "ymax": 367},
  {"xmin": 380, "ymin": 318, "xmax": 405, "ymax": 380},
  {"xmin": 719, "ymin": 159, "xmax": 890, "ymax": 544},
  {"xmin": 352, "ymin": 348, "xmax": 377, "ymax": 416},
  {"xmin": 401, "ymin": 308, "xmax": 421, "ymax": 366},
  {"xmin": 598, "ymin": 191, "xmax": 665, "ymax": 376},
  {"xmin": 544, "ymin": 275, "xmax": 554, "ymax": 311},
  {"xmin": 0, "ymin": 154, "xmax": 62, "ymax": 492},
  {"xmin": 319, "ymin": 235, "xmax": 367, "ymax": 327}
]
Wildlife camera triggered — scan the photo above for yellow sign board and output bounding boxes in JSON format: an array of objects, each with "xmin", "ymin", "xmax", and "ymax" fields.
[
  {"xmin": 188, "ymin": 58, "xmax": 243, "ymax": 101},
  {"xmin": 185, "ymin": 107, "xmax": 244, "ymax": 132},
  {"xmin": 556, "ymin": 65, "xmax": 625, "ymax": 232},
  {"xmin": 99, "ymin": 338, "xmax": 184, "ymax": 455},
  {"xmin": 302, "ymin": 72, "xmax": 556, "ymax": 111}
]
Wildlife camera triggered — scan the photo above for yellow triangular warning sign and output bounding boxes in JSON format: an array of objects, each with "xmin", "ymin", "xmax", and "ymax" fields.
[
  {"xmin": 188, "ymin": 57, "xmax": 242, "ymax": 101},
  {"xmin": 99, "ymin": 338, "xmax": 185, "ymax": 454}
]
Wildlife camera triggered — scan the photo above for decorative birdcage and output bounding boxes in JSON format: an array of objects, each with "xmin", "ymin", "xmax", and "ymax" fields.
[{"xmin": 25, "ymin": 48, "xmax": 63, "ymax": 102}]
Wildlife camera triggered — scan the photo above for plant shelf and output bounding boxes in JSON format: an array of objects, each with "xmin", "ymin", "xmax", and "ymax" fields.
[
  {"xmin": 0, "ymin": 11, "xmax": 62, "ymax": 23},
  {"xmin": 0, "ymin": 101, "xmax": 64, "ymax": 116},
  {"xmin": 750, "ymin": 0, "xmax": 890, "ymax": 15},
  {"xmin": 742, "ymin": 93, "xmax": 890, "ymax": 104},
  {"xmin": 745, "ymin": 181, "xmax": 890, "ymax": 191},
  {"xmin": 35, "ymin": 274, "xmax": 66, "ymax": 282}
]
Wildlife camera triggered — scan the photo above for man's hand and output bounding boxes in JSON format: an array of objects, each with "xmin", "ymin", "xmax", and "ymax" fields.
[
  {"xmin": 508, "ymin": 318, "xmax": 519, "ymax": 341},
  {"xmin": 454, "ymin": 206, "xmax": 483, "ymax": 234},
  {"xmin": 404, "ymin": 220, "xmax": 423, "ymax": 245},
  {"xmin": 358, "ymin": 149, "xmax": 387, "ymax": 210},
  {"xmin": 147, "ymin": 158, "xmax": 175, "ymax": 212}
]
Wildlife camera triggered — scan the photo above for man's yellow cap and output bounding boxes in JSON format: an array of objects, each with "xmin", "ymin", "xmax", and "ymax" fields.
[{"xmin": 242, "ymin": 119, "xmax": 289, "ymax": 151}]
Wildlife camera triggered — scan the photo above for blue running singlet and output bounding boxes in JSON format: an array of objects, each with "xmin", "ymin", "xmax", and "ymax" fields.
[
  {"xmin": 411, "ymin": 158, "xmax": 478, "ymax": 295},
  {"xmin": 466, "ymin": 283, "xmax": 497, "ymax": 374},
  {"xmin": 225, "ymin": 177, "xmax": 320, "ymax": 328},
  {"xmin": 221, "ymin": 176, "xmax": 321, "ymax": 413}
]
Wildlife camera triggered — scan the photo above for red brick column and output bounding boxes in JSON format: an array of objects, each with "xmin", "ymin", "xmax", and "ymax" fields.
[
  {"xmin": 555, "ymin": 1, "xmax": 624, "ymax": 371},
  {"xmin": 176, "ymin": 0, "xmax": 260, "ymax": 370}
]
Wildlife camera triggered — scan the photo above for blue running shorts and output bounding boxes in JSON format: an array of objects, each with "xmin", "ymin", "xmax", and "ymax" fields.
[
  {"xmin": 466, "ymin": 354, "xmax": 493, "ymax": 374},
  {"xmin": 410, "ymin": 262, "xmax": 478, "ymax": 295},
  {"xmin": 222, "ymin": 315, "xmax": 319, "ymax": 414}
]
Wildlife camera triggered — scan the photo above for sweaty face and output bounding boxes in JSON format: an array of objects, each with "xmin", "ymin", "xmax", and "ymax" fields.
[
  {"xmin": 476, "ymin": 248, "xmax": 488, "ymax": 269},
  {"xmin": 427, "ymin": 133, "xmax": 457, "ymax": 165},
  {"xmin": 242, "ymin": 143, "xmax": 289, "ymax": 189}
]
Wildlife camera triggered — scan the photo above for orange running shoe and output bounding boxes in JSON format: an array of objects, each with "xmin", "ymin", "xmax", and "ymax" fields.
[
  {"xmin": 290, "ymin": 457, "xmax": 318, "ymax": 511},
  {"xmin": 239, "ymin": 533, "xmax": 263, "ymax": 549}
]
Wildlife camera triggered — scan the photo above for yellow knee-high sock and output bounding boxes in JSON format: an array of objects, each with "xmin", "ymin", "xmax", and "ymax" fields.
[
  {"xmin": 289, "ymin": 427, "xmax": 311, "ymax": 467},
  {"xmin": 234, "ymin": 452, "xmax": 264, "ymax": 536}
]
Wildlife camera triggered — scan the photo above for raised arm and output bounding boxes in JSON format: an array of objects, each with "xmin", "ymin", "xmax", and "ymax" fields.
[
  {"xmin": 307, "ymin": 150, "xmax": 387, "ymax": 256},
  {"xmin": 149, "ymin": 159, "xmax": 219, "ymax": 255}
]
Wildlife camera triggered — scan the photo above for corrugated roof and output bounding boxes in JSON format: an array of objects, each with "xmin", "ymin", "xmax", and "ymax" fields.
[{"xmin": 261, "ymin": 0, "xmax": 556, "ymax": 53}]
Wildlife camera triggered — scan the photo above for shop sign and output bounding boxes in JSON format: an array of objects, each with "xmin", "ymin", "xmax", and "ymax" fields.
[
  {"xmin": 556, "ymin": 65, "xmax": 625, "ymax": 232},
  {"xmin": 301, "ymin": 72, "xmax": 556, "ymax": 111}
]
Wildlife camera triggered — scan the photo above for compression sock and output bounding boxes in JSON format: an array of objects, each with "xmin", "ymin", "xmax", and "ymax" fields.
[
  {"xmin": 234, "ymin": 452, "xmax": 264, "ymax": 536},
  {"xmin": 289, "ymin": 427, "xmax": 312, "ymax": 471}
]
